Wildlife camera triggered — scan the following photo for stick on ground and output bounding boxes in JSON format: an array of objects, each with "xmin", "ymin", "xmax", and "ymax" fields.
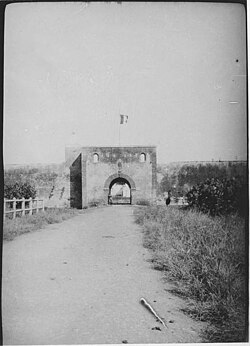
[{"xmin": 140, "ymin": 297, "xmax": 167, "ymax": 328}]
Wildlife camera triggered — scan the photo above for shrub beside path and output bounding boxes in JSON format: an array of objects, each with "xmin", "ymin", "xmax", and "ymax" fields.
[{"xmin": 2, "ymin": 206, "xmax": 205, "ymax": 344}]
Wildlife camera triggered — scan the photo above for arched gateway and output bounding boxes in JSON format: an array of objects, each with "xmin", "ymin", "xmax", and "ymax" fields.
[
  {"xmin": 104, "ymin": 173, "xmax": 136, "ymax": 205},
  {"xmin": 65, "ymin": 146, "xmax": 157, "ymax": 208}
]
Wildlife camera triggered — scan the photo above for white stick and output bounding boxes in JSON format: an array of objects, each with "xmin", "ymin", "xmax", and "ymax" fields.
[{"xmin": 140, "ymin": 297, "xmax": 167, "ymax": 328}]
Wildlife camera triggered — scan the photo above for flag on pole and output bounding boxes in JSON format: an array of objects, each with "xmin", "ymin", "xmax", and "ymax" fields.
[{"xmin": 120, "ymin": 114, "xmax": 128, "ymax": 124}]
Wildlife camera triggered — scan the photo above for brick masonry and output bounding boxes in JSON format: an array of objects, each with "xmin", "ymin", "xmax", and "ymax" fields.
[{"xmin": 65, "ymin": 146, "xmax": 157, "ymax": 208}]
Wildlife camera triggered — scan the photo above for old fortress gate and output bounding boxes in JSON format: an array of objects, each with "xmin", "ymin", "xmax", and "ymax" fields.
[{"xmin": 65, "ymin": 146, "xmax": 157, "ymax": 208}]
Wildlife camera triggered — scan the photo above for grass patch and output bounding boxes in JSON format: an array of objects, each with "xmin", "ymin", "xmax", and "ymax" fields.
[
  {"xmin": 3, "ymin": 208, "xmax": 78, "ymax": 241},
  {"xmin": 134, "ymin": 205, "xmax": 248, "ymax": 342}
]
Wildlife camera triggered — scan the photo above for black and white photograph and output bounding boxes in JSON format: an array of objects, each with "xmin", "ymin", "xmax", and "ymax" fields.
[{"xmin": 2, "ymin": 1, "xmax": 248, "ymax": 344}]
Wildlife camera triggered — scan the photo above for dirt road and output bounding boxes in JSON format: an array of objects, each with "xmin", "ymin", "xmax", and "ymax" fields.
[{"xmin": 2, "ymin": 206, "xmax": 204, "ymax": 344}]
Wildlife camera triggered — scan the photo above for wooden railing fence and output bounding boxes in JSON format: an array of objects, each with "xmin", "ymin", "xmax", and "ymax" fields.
[{"xmin": 4, "ymin": 198, "xmax": 44, "ymax": 220}]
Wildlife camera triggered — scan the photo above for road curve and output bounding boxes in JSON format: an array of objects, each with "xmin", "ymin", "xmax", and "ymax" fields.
[{"xmin": 2, "ymin": 206, "xmax": 204, "ymax": 344}]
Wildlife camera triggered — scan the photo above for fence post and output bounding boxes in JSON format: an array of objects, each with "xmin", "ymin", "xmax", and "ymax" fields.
[
  {"xmin": 22, "ymin": 197, "xmax": 25, "ymax": 216},
  {"xmin": 42, "ymin": 199, "xmax": 45, "ymax": 212},
  {"xmin": 13, "ymin": 197, "xmax": 16, "ymax": 219},
  {"xmin": 29, "ymin": 197, "xmax": 32, "ymax": 215},
  {"xmin": 36, "ymin": 198, "xmax": 39, "ymax": 213}
]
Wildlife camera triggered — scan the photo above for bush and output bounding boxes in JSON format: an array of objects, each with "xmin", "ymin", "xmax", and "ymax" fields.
[
  {"xmin": 186, "ymin": 177, "xmax": 247, "ymax": 216},
  {"xmin": 4, "ymin": 181, "xmax": 37, "ymax": 199},
  {"xmin": 134, "ymin": 206, "xmax": 247, "ymax": 342}
]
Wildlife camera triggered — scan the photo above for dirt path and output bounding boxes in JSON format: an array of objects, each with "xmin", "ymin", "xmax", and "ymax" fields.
[{"xmin": 2, "ymin": 206, "xmax": 204, "ymax": 344}]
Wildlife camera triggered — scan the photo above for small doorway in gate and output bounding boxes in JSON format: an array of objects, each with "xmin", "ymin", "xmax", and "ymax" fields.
[{"xmin": 109, "ymin": 177, "xmax": 131, "ymax": 205}]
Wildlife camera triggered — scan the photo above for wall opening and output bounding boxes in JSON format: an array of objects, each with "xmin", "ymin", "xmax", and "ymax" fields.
[
  {"xmin": 140, "ymin": 153, "xmax": 146, "ymax": 162},
  {"xmin": 108, "ymin": 177, "xmax": 131, "ymax": 205},
  {"xmin": 93, "ymin": 153, "xmax": 99, "ymax": 163}
]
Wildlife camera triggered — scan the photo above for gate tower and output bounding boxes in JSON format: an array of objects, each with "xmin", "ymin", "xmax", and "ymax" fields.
[{"xmin": 65, "ymin": 146, "xmax": 157, "ymax": 208}]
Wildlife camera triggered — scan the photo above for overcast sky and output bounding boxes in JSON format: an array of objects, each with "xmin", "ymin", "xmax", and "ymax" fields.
[{"xmin": 3, "ymin": 2, "xmax": 247, "ymax": 164}]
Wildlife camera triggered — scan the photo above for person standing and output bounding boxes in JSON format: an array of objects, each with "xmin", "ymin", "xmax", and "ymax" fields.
[{"xmin": 165, "ymin": 190, "xmax": 171, "ymax": 206}]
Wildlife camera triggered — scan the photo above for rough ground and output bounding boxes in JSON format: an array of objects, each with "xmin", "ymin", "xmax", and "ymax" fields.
[{"xmin": 2, "ymin": 206, "xmax": 205, "ymax": 344}]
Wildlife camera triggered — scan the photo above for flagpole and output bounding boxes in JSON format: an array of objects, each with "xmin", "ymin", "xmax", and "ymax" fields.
[
  {"xmin": 118, "ymin": 102, "xmax": 121, "ymax": 146},
  {"xmin": 119, "ymin": 120, "xmax": 121, "ymax": 146}
]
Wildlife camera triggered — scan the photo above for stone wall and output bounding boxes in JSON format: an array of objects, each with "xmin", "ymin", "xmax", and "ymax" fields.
[{"xmin": 65, "ymin": 146, "xmax": 157, "ymax": 208}]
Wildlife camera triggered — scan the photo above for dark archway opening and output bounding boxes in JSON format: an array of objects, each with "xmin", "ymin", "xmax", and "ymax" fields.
[{"xmin": 108, "ymin": 177, "xmax": 131, "ymax": 205}]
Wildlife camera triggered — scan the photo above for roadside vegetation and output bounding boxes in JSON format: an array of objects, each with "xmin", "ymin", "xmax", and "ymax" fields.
[
  {"xmin": 3, "ymin": 208, "xmax": 78, "ymax": 241},
  {"xmin": 134, "ymin": 206, "xmax": 247, "ymax": 342},
  {"xmin": 158, "ymin": 161, "xmax": 247, "ymax": 198},
  {"xmin": 4, "ymin": 180, "xmax": 37, "ymax": 199},
  {"xmin": 3, "ymin": 177, "xmax": 107, "ymax": 241},
  {"xmin": 186, "ymin": 177, "xmax": 247, "ymax": 216},
  {"xmin": 4, "ymin": 164, "xmax": 66, "ymax": 201},
  {"xmin": 4, "ymin": 166, "xmax": 60, "ymax": 192},
  {"xmin": 4, "ymin": 176, "xmax": 80, "ymax": 241}
]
